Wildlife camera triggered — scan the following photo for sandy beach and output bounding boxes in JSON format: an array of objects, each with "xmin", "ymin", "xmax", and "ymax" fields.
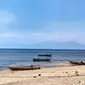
[{"xmin": 0, "ymin": 64, "xmax": 85, "ymax": 85}]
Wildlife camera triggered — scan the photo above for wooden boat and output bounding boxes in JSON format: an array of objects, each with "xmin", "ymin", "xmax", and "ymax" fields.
[
  {"xmin": 33, "ymin": 53, "xmax": 52, "ymax": 62},
  {"xmin": 8, "ymin": 65, "xmax": 40, "ymax": 71},
  {"xmin": 38, "ymin": 54, "xmax": 52, "ymax": 57},
  {"xmin": 33, "ymin": 58, "xmax": 51, "ymax": 62},
  {"xmin": 69, "ymin": 61, "xmax": 85, "ymax": 65}
]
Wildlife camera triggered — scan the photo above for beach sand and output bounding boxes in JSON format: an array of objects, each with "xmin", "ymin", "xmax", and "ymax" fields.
[{"xmin": 1, "ymin": 65, "xmax": 85, "ymax": 85}]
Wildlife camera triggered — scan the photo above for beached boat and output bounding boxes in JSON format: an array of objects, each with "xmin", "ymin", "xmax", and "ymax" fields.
[
  {"xmin": 8, "ymin": 65, "xmax": 40, "ymax": 71},
  {"xmin": 69, "ymin": 61, "xmax": 85, "ymax": 65}
]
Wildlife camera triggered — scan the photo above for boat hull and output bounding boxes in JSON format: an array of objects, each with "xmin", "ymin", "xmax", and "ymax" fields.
[
  {"xmin": 38, "ymin": 54, "xmax": 52, "ymax": 57},
  {"xmin": 33, "ymin": 58, "xmax": 51, "ymax": 62},
  {"xmin": 8, "ymin": 66, "xmax": 40, "ymax": 71},
  {"xmin": 69, "ymin": 61, "xmax": 85, "ymax": 65}
]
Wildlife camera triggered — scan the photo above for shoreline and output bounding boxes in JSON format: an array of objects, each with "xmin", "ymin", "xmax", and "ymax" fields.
[
  {"xmin": 0, "ymin": 61, "xmax": 71, "ymax": 71},
  {"xmin": 1, "ymin": 65, "xmax": 85, "ymax": 85}
]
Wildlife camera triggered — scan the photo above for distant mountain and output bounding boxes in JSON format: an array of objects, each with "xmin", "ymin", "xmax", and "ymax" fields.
[
  {"xmin": 29, "ymin": 41, "xmax": 85, "ymax": 49},
  {"xmin": 0, "ymin": 41, "xmax": 85, "ymax": 49}
]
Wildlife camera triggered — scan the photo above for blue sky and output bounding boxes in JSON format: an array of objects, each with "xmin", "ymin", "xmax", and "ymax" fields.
[{"xmin": 0, "ymin": 0, "xmax": 85, "ymax": 48}]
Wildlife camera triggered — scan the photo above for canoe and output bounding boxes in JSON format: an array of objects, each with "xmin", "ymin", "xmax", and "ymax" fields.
[
  {"xmin": 69, "ymin": 61, "xmax": 85, "ymax": 65},
  {"xmin": 33, "ymin": 58, "xmax": 51, "ymax": 62},
  {"xmin": 8, "ymin": 65, "xmax": 40, "ymax": 71}
]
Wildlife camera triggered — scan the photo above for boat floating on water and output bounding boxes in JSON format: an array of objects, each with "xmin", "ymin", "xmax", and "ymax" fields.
[
  {"xmin": 33, "ymin": 53, "xmax": 52, "ymax": 62},
  {"xmin": 38, "ymin": 54, "xmax": 52, "ymax": 57},
  {"xmin": 8, "ymin": 65, "xmax": 40, "ymax": 71},
  {"xmin": 33, "ymin": 58, "xmax": 51, "ymax": 62}
]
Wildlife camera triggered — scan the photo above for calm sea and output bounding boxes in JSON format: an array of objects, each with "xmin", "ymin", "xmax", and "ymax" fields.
[{"xmin": 0, "ymin": 49, "xmax": 85, "ymax": 70}]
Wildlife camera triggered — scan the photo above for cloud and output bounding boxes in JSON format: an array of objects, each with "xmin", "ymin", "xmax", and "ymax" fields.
[
  {"xmin": 0, "ymin": 10, "xmax": 18, "ymax": 32},
  {"xmin": 0, "ymin": 33, "xmax": 21, "ymax": 38},
  {"xmin": 0, "ymin": 11, "xmax": 16, "ymax": 24},
  {"xmin": 0, "ymin": 29, "xmax": 84, "ymax": 46},
  {"xmin": 0, "ymin": 10, "xmax": 84, "ymax": 48}
]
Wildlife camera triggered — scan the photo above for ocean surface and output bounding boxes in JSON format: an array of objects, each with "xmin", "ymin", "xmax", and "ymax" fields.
[{"xmin": 0, "ymin": 49, "xmax": 85, "ymax": 70}]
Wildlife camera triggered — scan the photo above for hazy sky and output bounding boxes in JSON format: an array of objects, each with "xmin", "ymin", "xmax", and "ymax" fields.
[{"xmin": 0, "ymin": 0, "xmax": 85, "ymax": 48}]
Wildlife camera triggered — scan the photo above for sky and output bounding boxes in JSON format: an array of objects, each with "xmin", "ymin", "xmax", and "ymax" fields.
[{"xmin": 0, "ymin": 0, "xmax": 85, "ymax": 48}]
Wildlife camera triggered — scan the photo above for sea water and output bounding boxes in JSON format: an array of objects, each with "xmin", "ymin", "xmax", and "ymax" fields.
[{"xmin": 0, "ymin": 49, "xmax": 85, "ymax": 70}]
